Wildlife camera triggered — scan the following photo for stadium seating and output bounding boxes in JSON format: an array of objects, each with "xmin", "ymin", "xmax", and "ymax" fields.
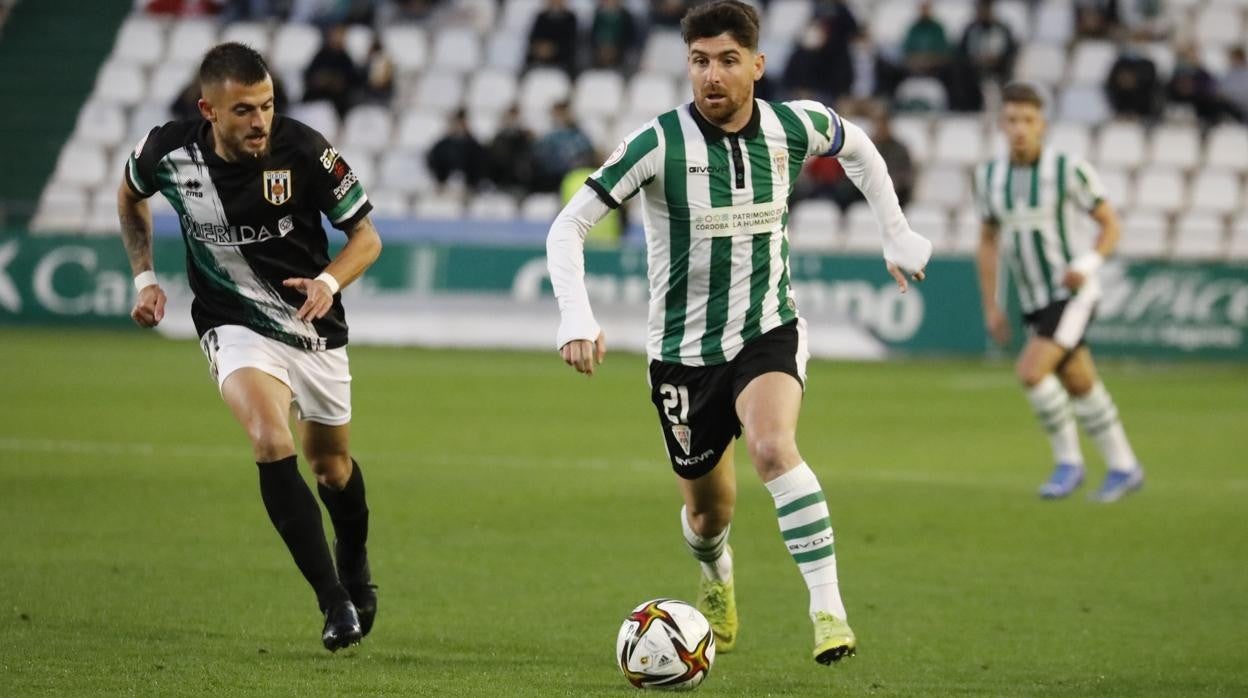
[
  {"xmin": 27, "ymin": 0, "xmax": 1248, "ymax": 263},
  {"xmin": 1118, "ymin": 212, "xmax": 1170, "ymax": 259},
  {"xmin": 1170, "ymin": 213, "xmax": 1227, "ymax": 260}
]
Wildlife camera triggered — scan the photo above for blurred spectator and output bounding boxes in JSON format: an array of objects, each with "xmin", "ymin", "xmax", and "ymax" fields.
[
  {"xmin": 289, "ymin": 0, "xmax": 375, "ymax": 25},
  {"xmin": 302, "ymin": 24, "xmax": 359, "ymax": 117},
  {"xmin": 817, "ymin": 110, "xmax": 914, "ymax": 211},
  {"xmin": 1220, "ymin": 48, "xmax": 1248, "ymax": 122},
  {"xmin": 1168, "ymin": 43, "xmax": 1236, "ymax": 127},
  {"xmin": 532, "ymin": 101, "xmax": 596, "ymax": 192},
  {"xmin": 959, "ymin": 0, "xmax": 1017, "ymax": 85},
  {"xmin": 812, "ymin": 0, "xmax": 860, "ymax": 100},
  {"xmin": 426, "ymin": 108, "xmax": 486, "ymax": 190},
  {"xmin": 869, "ymin": 112, "xmax": 914, "ymax": 209},
  {"xmin": 527, "ymin": 0, "xmax": 580, "ymax": 76},
  {"xmin": 1117, "ymin": 0, "xmax": 1170, "ymax": 42},
  {"xmin": 843, "ymin": 30, "xmax": 905, "ymax": 109},
  {"xmin": 377, "ymin": 0, "xmax": 438, "ymax": 24},
  {"xmin": 1075, "ymin": 0, "xmax": 1116, "ymax": 39},
  {"xmin": 1105, "ymin": 46, "xmax": 1161, "ymax": 120},
  {"xmin": 562, "ymin": 166, "xmax": 622, "ymax": 245},
  {"xmin": 170, "ymin": 72, "xmax": 290, "ymax": 121},
  {"xmin": 783, "ymin": 24, "xmax": 840, "ymax": 102},
  {"xmin": 902, "ymin": 2, "xmax": 952, "ymax": 78},
  {"xmin": 590, "ymin": 0, "xmax": 638, "ymax": 71},
  {"xmin": 650, "ymin": 0, "xmax": 686, "ymax": 28},
  {"xmin": 220, "ymin": 0, "xmax": 279, "ymax": 21},
  {"xmin": 357, "ymin": 38, "xmax": 395, "ymax": 106},
  {"xmin": 144, "ymin": 0, "xmax": 223, "ymax": 15},
  {"xmin": 487, "ymin": 105, "xmax": 536, "ymax": 193}
]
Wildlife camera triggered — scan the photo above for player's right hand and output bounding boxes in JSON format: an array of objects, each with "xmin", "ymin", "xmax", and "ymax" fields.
[
  {"xmin": 984, "ymin": 305, "xmax": 1010, "ymax": 346},
  {"xmin": 131, "ymin": 284, "xmax": 166, "ymax": 328},
  {"xmin": 560, "ymin": 331, "xmax": 606, "ymax": 377}
]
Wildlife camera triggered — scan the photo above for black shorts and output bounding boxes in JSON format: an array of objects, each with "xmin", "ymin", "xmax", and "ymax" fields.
[
  {"xmin": 648, "ymin": 319, "xmax": 808, "ymax": 480},
  {"xmin": 1023, "ymin": 295, "xmax": 1097, "ymax": 350}
]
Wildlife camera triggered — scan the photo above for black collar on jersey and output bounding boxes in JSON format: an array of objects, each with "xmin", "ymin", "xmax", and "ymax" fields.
[{"xmin": 688, "ymin": 99, "xmax": 761, "ymax": 141}]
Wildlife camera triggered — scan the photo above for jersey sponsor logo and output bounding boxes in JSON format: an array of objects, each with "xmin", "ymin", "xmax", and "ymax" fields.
[
  {"xmin": 690, "ymin": 201, "xmax": 788, "ymax": 238},
  {"xmin": 181, "ymin": 215, "xmax": 289, "ymax": 245},
  {"xmin": 687, "ymin": 165, "xmax": 729, "ymax": 175},
  {"xmin": 332, "ymin": 159, "xmax": 348, "ymax": 180},
  {"xmin": 278, "ymin": 214, "xmax": 294, "ymax": 235},
  {"xmin": 182, "ymin": 178, "xmax": 204, "ymax": 198},
  {"xmin": 332, "ymin": 169, "xmax": 358, "ymax": 201},
  {"xmin": 263, "ymin": 170, "xmax": 292, "ymax": 206},
  {"xmin": 671, "ymin": 424, "xmax": 692, "ymax": 455},
  {"xmin": 320, "ymin": 147, "xmax": 340, "ymax": 171}
]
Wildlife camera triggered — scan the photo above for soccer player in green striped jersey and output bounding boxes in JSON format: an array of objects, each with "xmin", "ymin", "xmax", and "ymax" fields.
[
  {"xmin": 974, "ymin": 83, "xmax": 1144, "ymax": 503},
  {"xmin": 547, "ymin": 1, "xmax": 931, "ymax": 664}
]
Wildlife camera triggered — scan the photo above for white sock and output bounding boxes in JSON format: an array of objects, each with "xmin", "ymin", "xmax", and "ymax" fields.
[
  {"xmin": 1072, "ymin": 382, "xmax": 1139, "ymax": 473},
  {"xmin": 1025, "ymin": 375, "xmax": 1084, "ymax": 467},
  {"xmin": 680, "ymin": 506, "xmax": 733, "ymax": 582},
  {"xmin": 764, "ymin": 463, "xmax": 846, "ymax": 621}
]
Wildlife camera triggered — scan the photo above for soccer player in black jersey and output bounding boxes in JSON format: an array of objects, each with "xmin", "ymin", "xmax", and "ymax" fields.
[{"xmin": 117, "ymin": 43, "xmax": 382, "ymax": 651}]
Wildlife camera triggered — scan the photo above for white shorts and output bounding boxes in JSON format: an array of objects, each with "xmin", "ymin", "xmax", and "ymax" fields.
[{"xmin": 199, "ymin": 325, "xmax": 352, "ymax": 425}]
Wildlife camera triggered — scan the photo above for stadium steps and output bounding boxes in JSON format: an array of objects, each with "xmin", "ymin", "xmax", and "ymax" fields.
[{"xmin": 0, "ymin": 0, "xmax": 130, "ymax": 227}]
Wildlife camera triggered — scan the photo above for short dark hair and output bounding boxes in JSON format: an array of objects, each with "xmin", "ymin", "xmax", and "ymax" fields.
[
  {"xmin": 1001, "ymin": 82, "xmax": 1045, "ymax": 109},
  {"xmin": 681, "ymin": 0, "xmax": 761, "ymax": 52},
  {"xmin": 199, "ymin": 42, "xmax": 269, "ymax": 87}
]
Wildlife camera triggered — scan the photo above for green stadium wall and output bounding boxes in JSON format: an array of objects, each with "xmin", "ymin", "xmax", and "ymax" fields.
[{"xmin": 1, "ymin": 232, "xmax": 1246, "ymax": 360}]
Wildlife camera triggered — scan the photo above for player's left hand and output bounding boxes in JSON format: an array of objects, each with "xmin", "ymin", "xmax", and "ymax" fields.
[{"xmin": 282, "ymin": 277, "xmax": 335, "ymax": 321}]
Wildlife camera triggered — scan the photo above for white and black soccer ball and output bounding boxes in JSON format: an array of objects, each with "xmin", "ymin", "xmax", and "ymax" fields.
[{"xmin": 615, "ymin": 598, "xmax": 715, "ymax": 690}]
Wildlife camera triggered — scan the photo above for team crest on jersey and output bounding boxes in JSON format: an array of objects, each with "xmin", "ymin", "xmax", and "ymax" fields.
[
  {"xmin": 671, "ymin": 424, "xmax": 692, "ymax": 455},
  {"xmin": 772, "ymin": 149, "xmax": 788, "ymax": 181},
  {"xmin": 263, "ymin": 170, "xmax": 292, "ymax": 206}
]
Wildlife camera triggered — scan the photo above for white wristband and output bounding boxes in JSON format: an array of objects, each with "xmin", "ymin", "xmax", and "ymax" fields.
[
  {"xmin": 314, "ymin": 271, "xmax": 341, "ymax": 295},
  {"xmin": 1070, "ymin": 252, "xmax": 1104, "ymax": 276},
  {"xmin": 133, "ymin": 270, "xmax": 158, "ymax": 292}
]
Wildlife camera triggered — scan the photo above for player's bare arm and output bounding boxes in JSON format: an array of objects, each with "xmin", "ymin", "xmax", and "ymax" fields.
[
  {"xmin": 283, "ymin": 215, "xmax": 383, "ymax": 321},
  {"xmin": 1063, "ymin": 201, "xmax": 1120, "ymax": 291},
  {"xmin": 117, "ymin": 178, "xmax": 166, "ymax": 328},
  {"xmin": 975, "ymin": 220, "xmax": 1010, "ymax": 346}
]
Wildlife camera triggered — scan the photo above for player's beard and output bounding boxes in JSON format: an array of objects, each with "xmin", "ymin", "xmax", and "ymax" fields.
[
  {"xmin": 230, "ymin": 130, "xmax": 270, "ymax": 164},
  {"xmin": 696, "ymin": 88, "xmax": 746, "ymax": 127}
]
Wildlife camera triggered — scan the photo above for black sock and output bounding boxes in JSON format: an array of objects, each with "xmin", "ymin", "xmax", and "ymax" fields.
[
  {"xmin": 317, "ymin": 459, "xmax": 370, "ymax": 581},
  {"xmin": 257, "ymin": 456, "xmax": 348, "ymax": 610}
]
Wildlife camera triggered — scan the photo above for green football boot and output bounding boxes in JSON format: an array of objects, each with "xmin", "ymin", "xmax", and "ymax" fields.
[
  {"xmin": 812, "ymin": 611, "xmax": 856, "ymax": 665},
  {"xmin": 695, "ymin": 547, "xmax": 739, "ymax": 652}
]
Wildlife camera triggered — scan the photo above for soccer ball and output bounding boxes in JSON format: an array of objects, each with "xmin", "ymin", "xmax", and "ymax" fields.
[{"xmin": 615, "ymin": 598, "xmax": 715, "ymax": 690}]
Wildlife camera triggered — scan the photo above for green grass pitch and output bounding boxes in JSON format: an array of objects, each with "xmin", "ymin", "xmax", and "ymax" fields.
[{"xmin": 1, "ymin": 328, "xmax": 1245, "ymax": 696}]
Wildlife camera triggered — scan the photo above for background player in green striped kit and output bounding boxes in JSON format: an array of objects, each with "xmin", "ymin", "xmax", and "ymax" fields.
[
  {"xmin": 547, "ymin": 1, "xmax": 931, "ymax": 664},
  {"xmin": 974, "ymin": 83, "xmax": 1144, "ymax": 502},
  {"xmin": 119, "ymin": 44, "xmax": 382, "ymax": 650}
]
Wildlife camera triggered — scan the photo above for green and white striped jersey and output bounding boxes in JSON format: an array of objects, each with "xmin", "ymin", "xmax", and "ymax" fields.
[
  {"xmin": 586, "ymin": 99, "xmax": 844, "ymax": 366},
  {"xmin": 974, "ymin": 149, "xmax": 1106, "ymax": 314}
]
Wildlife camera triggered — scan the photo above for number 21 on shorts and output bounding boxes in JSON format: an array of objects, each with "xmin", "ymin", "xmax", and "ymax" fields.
[{"xmin": 659, "ymin": 383, "xmax": 690, "ymax": 425}]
